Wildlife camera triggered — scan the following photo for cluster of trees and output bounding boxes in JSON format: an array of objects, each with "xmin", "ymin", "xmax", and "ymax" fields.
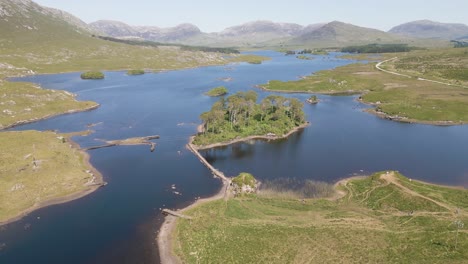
[
  {"xmin": 342, "ymin": 44, "xmax": 417, "ymax": 53},
  {"xmin": 195, "ymin": 91, "xmax": 305, "ymax": 145},
  {"xmin": 451, "ymin": 40, "xmax": 468, "ymax": 48},
  {"xmin": 298, "ymin": 49, "xmax": 328, "ymax": 55},
  {"xmin": 94, "ymin": 35, "xmax": 239, "ymax": 54}
]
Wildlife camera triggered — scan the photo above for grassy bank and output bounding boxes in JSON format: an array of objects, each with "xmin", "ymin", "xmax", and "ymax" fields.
[
  {"xmin": 173, "ymin": 171, "xmax": 468, "ymax": 263},
  {"xmin": 0, "ymin": 130, "xmax": 103, "ymax": 223},
  {"xmin": 261, "ymin": 48, "xmax": 468, "ymax": 124},
  {"xmin": 0, "ymin": 81, "xmax": 98, "ymax": 130}
]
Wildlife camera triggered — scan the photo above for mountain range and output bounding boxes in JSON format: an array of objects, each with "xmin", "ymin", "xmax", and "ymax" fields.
[
  {"xmin": 89, "ymin": 19, "xmax": 468, "ymax": 48},
  {"xmin": 2, "ymin": 0, "xmax": 467, "ymax": 49}
]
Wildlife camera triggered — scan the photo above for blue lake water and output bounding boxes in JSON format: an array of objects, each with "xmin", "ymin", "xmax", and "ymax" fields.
[{"xmin": 1, "ymin": 51, "xmax": 467, "ymax": 264}]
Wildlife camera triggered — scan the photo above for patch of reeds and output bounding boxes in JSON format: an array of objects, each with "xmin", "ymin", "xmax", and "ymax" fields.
[{"xmin": 258, "ymin": 178, "xmax": 334, "ymax": 199}]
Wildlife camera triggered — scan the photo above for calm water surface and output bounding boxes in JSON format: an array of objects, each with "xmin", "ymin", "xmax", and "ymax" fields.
[{"xmin": 1, "ymin": 51, "xmax": 467, "ymax": 264}]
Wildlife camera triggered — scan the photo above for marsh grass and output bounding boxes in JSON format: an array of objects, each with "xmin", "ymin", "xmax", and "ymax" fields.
[{"xmin": 259, "ymin": 178, "xmax": 334, "ymax": 199}]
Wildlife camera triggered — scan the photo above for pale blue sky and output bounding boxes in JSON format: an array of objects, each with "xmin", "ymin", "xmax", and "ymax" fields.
[{"xmin": 35, "ymin": 0, "xmax": 468, "ymax": 32}]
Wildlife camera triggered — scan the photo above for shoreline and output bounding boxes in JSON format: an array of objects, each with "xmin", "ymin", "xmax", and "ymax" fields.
[
  {"xmin": 157, "ymin": 122, "xmax": 309, "ymax": 264},
  {"xmin": 0, "ymin": 134, "xmax": 106, "ymax": 226},
  {"xmin": 192, "ymin": 121, "xmax": 310, "ymax": 151},
  {"xmin": 255, "ymin": 84, "xmax": 362, "ymax": 96},
  {"xmin": 364, "ymin": 108, "xmax": 468, "ymax": 126},
  {"xmin": 257, "ymin": 84, "xmax": 467, "ymax": 126},
  {"xmin": 0, "ymin": 102, "xmax": 100, "ymax": 131}
]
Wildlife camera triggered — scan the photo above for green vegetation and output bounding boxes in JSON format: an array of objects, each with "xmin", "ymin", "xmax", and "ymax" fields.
[
  {"xmin": 451, "ymin": 40, "xmax": 468, "ymax": 48},
  {"xmin": 174, "ymin": 171, "xmax": 468, "ymax": 263},
  {"xmin": 0, "ymin": 81, "xmax": 97, "ymax": 129},
  {"xmin": 285, "ymin": 50, "xmax": 297, "ymax": 55},
  {"xmin": 306, "ymin": 95, "xmax": 319, "ymax": 104},
  {"xmin": 298, "ymin": 49, "xmax": 329, "ymax": 55},
  {"xmin": 80, "ymin": 71, "xmax": 104, "ymax": 80},
  {"xmin": 296, "ymin": 55, "xmax": 314, "ymax": 60},
  {"xmin": 127, "ymin": 69, "xmax": 145, "ymax": 75},
  {"xmin": 387, "ymin": 48, "xmax": 468, "ymax": 85},
  {"xmin": 342, "ymin": 43, "xmax": 418, "ymax": 53},
  {"xmin": 232, "ymin": 173, "xmax": 256, "ymax": 188},
  {"xmin": 261, "ymin": 48, "xmax": 468, "ymax": 124},
  {"xmin": 205, "ymin": 86, "xmax": 228, "ymax": 97},
  {"xmin": 96, "ymin": 35, "xmax": 240, "ymax": 54},
  {"xmin": 229, "ymin": 55, "xmax": 270, "ymax": 64},
  {"xmin": 193, "ymin": 91, "xmax": 306, "ymax": 146},
  {"xmin": 0, "ymin": 130, "xmax": 99, "ymax": 223}
]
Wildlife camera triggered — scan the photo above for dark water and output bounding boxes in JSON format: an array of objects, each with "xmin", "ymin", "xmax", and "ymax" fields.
[{"xmin": 1, "ymin": 51, "xmax": 467, "ymax": 264}]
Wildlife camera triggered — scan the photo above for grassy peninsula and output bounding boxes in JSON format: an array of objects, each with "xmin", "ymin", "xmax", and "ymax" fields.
[
  {"xmin": 193, "ymin": 91, "xmax": 306, "ymax": 146},
  {"xmin": 261, "ymin": 48, "xmax": 468, "ymax": 124},
  {"xmin": 173, "ymin": 171, "xmax": 468, "ymax": 263},
  {"xmin": 0, "ymin": 130, "xmax": 103, "ymax": 224},
  {"xmin": 205, "ymin": 86, "xmax": 228, "ymax": 97}
]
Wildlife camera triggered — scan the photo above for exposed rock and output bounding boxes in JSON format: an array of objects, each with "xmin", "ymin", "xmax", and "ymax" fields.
[{"xmin": 231, "ymin": 173, "xmax": 259, "ymax": 196}]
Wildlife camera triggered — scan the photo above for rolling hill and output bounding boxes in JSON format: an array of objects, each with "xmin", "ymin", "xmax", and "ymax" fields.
[
  {"xmin": 288, "ymin": 21, "xmax": 405, "ymax": 47},
  {"xmin": 389, "ymin": 20, "xmax": 468, "ymax": 40}
]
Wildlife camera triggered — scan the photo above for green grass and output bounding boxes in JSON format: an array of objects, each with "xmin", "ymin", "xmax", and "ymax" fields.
[
  {"xmin": 261, "ymin": 49, "xmax": 468, "ymax": 124},
  {"xmin": 127, "ymin": 69, "xmax": 145, "ymax": 75},
  {"xmin": 80, "ymin": 71, "xmax": 104, "ymax": 79},
  {"xmin": 174, "ymin": 171, "xmax": 468, "ymax": 263},
  {"xmin": 0, "ymin": 81, "xmax": 97, "ymax": 129},
  {"xmin": 387, "ymin": 48, "xmax": 468, "ymax": 86},
  {"xmin": 229, "ymin": 55, "xmax": 271, "ymax": 64},
  {"xmin": 205, "ymin": 86, "xmax": 228, "ymax": 97},
  {"xmin": 296, "ymin": 55, "xmax": 314, "ymax": 60},
  {"xmin": 0, "ymin": 130, "xmax": 97, "ymax": 222}
]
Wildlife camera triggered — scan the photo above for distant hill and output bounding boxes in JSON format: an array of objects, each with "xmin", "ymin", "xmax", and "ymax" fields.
[
  {"xmin": 88, "ymin": 20, "xmax": 311, "ymax": 46},
  {"xmin": 218, "ymin": 20, "xmax": 303, "ymax": 39},
  {"xmin": 389, "ymin": 20, "xmax": 468, "ymax": 40},
  {"xmin": 0, "ymin": 0, "xmax": 229, "ymax": 77},
  {"xmin": 288, "ymin": 21, "xmax": 405, "ymax": 47},
  {"xmin": 0, "ymin": 0, "xmax": 92, "ymax": 46},
  {"xmin": 89, "ymin": 20, "xmax": 205, "ymax": 43}
]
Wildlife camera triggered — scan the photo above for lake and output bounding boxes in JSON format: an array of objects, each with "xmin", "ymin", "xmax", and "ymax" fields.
[{"xmin": 1, "ymin": 51, "xmax": 467, "ymax": 264}]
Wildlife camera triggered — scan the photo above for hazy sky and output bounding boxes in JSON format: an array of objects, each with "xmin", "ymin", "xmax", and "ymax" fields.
[{"xmin": 34, "ymin": 0, "xmax": 468, "ymax": 32}]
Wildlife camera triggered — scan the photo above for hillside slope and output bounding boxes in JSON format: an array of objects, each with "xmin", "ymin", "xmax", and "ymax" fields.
[{"xmin": 389, "ymin": 20, "xmax": 468, "ymax": 40}]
